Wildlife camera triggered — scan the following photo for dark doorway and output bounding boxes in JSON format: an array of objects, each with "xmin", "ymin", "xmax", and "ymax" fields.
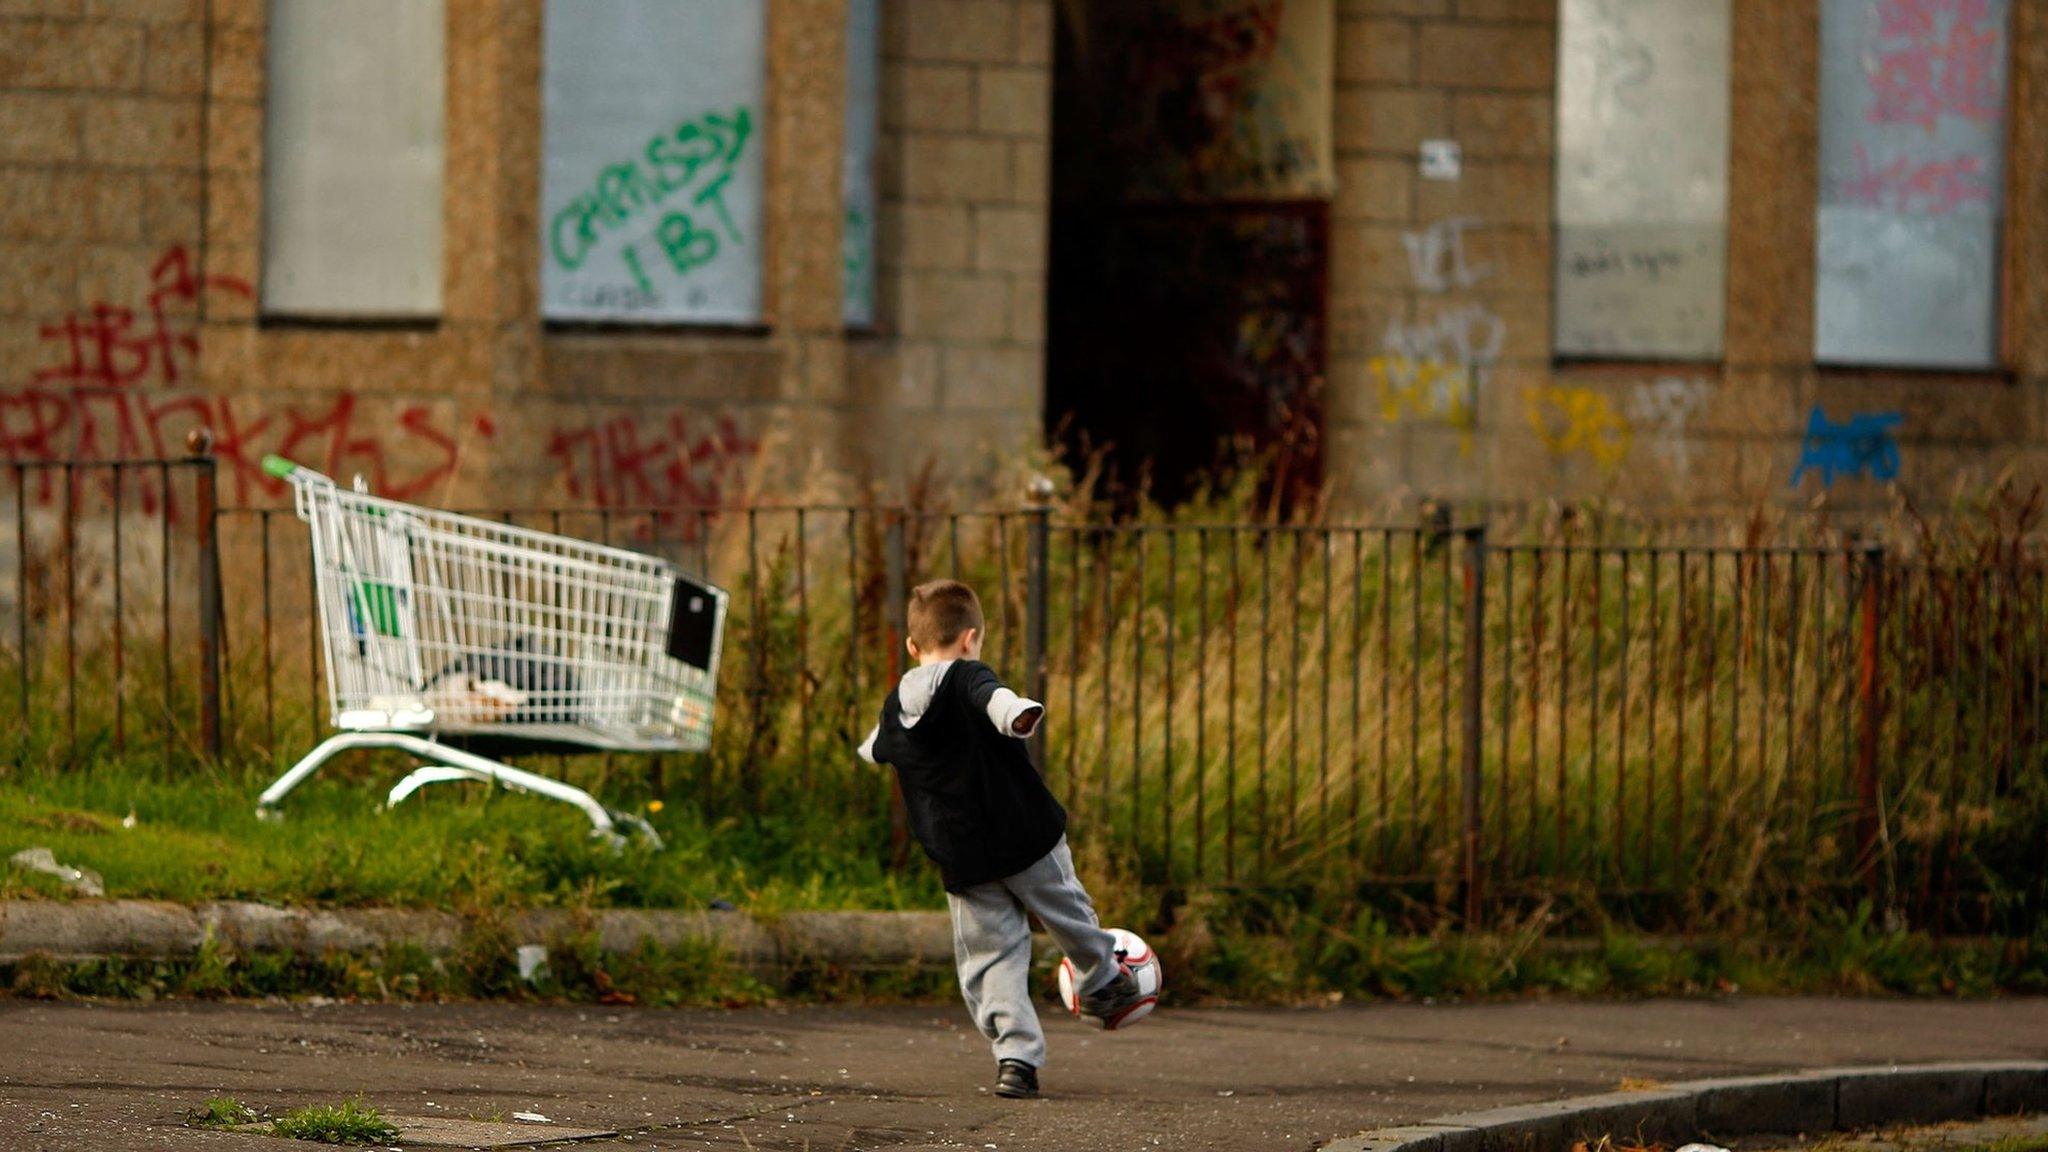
[
  {"xmin": 1044, "ymin": 3, "xmax": 1331, "ymax": 510},
  {"xmin": 1047, "ymin": 201, "xmax": 1326, "ymax": 507}
]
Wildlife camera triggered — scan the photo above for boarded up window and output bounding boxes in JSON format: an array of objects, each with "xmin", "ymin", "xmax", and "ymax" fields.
[
  {"xmin": 540, "ymin": 0, "xmax": 766, "ymax": 324},
  {"xmin": 1553, "ymin": 0, "xmax": 1730, "ymax": 360},
  {"xmin": 262, "ymin": 0, "xmax": 446, "ymax": 318},
  {"xmin": 1815, "ymin": 0, "xmax": 2009, "ymax": 368},
  {"xmin": 843, "ymin": 0, "xmax": 879, "ymax": 327}
]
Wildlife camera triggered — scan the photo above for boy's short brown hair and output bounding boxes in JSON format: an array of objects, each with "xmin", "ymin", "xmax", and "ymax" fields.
[{"xmin": 907, "ymin": 579, "xmax": 983, "ymax": 652}]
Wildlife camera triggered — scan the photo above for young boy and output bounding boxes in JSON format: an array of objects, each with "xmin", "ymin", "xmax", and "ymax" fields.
[{"xmin": 857, "ymin": 579, "xmax": 1142, "ymax": 1099}]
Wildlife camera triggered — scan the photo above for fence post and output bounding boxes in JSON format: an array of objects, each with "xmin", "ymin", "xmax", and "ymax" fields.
[
  {"xmin": 884, "ymin": 511, "xmax": 909, "ymax": 867},
  {"xmin": 1854, "ymin": 543, "xmax": 1885, "ymax": 892},
  {"xmin": 1459, "ymin": 523, "xmax": 1488, "ymax": 926},
  {"xmin": 1024, "ymin": 476, "xmax": 1053, "ymax": 773},
  {"xmin": 189, "ymin": 429, "xmax": 223, "ymax": 761}
]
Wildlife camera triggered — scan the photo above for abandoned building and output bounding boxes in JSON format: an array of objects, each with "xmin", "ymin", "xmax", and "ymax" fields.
[{"xmin": 2, "ymin": 0, "xmax": 2045, "ymax": 518}]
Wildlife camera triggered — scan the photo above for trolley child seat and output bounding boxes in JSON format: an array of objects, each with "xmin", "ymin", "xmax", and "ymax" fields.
[{"xmin": 254, "ymin": 455, "xmax": 728, "ymax": 847}]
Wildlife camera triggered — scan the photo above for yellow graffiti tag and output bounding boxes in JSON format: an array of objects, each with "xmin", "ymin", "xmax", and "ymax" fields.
[
  {"xmin": 1370, "ymin": 355, "xmax": 1478, "ymax": 451},
  {"xmin": 1524, "ymin": 385, "xmax": 1631, "ymax": 469}
]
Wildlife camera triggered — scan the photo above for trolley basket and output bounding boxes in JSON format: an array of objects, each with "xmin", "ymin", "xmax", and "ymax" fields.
[{"xmin": 253, "ymin": 455, "xmax": 727, "ymax": 846}]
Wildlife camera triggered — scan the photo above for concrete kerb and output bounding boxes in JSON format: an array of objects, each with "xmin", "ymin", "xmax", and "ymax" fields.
[
  {"xmin": 1322, "ymin": 1063, "xmax": 2048, "ymax": 1152},
  {"xmin": 0, "ymin": 900, "xmax": 954, "ymax": 973}
]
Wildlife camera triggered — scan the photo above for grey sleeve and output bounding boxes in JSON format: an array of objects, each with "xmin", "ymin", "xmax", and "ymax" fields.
[{"xmin": 961, "ymin": 662, "xmax": 1043, "ymax": 738}]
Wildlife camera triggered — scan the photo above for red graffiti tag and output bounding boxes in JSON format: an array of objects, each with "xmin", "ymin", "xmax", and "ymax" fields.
[
  {"xmin": 545, "ymin": 412, "xmax": 759, "ymax": 541},
  {"xmin": 33, "ymin": 247, "xmax": 252, "ymax": 391},
  {"xmin": 4, "ymin": 246, "xmax": 487, "ymax": 518},
  {"xmin": 1866, "ymin": 0, "xmax": 2002, "ymax": 130}
]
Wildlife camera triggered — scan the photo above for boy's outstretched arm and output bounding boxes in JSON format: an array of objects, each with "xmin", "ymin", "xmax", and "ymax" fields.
[
  {"xmin": 964, "ymin": 663, "xmax": 1045, "ymax": 738},
  {"xmin": 856, "ymin": 724, "xmax": 881, "ymax": 764}
]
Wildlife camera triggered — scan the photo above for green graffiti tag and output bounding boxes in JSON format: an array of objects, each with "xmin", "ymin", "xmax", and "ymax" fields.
[
  {"xmin": 842, "ymin": 206, "xmax": 874, "ymax": 323},
  {"xmin": 548, "ymin": 106, "xmax": 752, "ymax": 279}
]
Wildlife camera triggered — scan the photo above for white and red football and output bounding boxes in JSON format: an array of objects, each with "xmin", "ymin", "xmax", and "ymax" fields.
[{"xmin": 1057, "ymin": 927, "xmax": 1162, "ymax": 1030}]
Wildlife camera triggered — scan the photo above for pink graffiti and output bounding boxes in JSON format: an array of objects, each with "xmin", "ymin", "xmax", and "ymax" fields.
[
  {"xmin": 1866, "ymin": 0, "xmax": 2002, "ymax": 130},
  {"xmin": 1841, "ymin": 143, "xmax": 1992, "ymax": 214},
  {"xmin": 3, "ymin": 246, "xmax": 489, "ymax": 518},
  {"xmin": 545, "ymin": 412, "xmax": 759, "ymax": 541}
]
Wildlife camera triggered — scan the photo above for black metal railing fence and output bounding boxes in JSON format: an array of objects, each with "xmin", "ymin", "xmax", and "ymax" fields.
[{"xmin": 4, "ymin": 451, "xmax": 2043, "ymax": 929}]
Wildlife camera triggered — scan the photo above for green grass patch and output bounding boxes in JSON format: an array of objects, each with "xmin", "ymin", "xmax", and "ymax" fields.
[
  {"xmin": 0, "ymin": 757, "xmax": 942, "ymax": 912},
  {"xmin": 269, "ymin": 1098, "xmax": 397, "ymax": 1144},
  {"xmin": 187, "ymin": 1096, "xmax": 258, "ymax": 1129}
]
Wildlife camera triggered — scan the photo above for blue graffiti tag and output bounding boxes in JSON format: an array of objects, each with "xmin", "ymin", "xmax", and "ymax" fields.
[{"xmin": 1790, "ymin": 408, "xmax": 1903, "ymax": 488}]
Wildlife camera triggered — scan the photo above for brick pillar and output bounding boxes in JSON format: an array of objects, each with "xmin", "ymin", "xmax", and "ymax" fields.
[
  {"xmin": 865, "ymin": 0, "xmax": 1052, "ymax": 488},
  {"xmin": 766, "ymin": 0, "xmax": 850, "ymax": 406},
  {"xmin": 1724, "ymin": 0, "xmax": 1818, "ymax": 370},
  {"xmin": 1325, "ymin": 0, "xmax": 1555, "ymax": 508},
  {"xmin": 2009, "ymin": 0, "xmax": 2048, "ymax": 384}
]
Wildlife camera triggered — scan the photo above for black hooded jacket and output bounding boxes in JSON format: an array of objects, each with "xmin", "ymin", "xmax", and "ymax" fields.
[{"xmin": 864, "ymin": 660, "xmax": 1067, "ymax": 892}]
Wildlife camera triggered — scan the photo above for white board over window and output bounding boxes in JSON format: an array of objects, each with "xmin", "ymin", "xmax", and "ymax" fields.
[
  {"xmin": 262, "ymin": 0, "xmax": 445, "ymax": 318},
  {"xmin": 540, "ymin": 0, "xmax": 766, "ymax": 324},
  {"xmin": 843, "ymin": 0, "xmax": 879, "ymax": 328},
  {"xmin": 1554, "ymin": 0, "xmax": 1730, "ymax": 360},
  {"xmin": 1815, "ymin": 0, "xmax": 2008, "ymax": 368}
]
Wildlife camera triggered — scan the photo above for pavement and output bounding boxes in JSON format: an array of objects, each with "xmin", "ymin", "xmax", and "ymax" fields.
[{"xmin": 2, "ymin": 997, "xmax": 2045, "ymax": 1151}]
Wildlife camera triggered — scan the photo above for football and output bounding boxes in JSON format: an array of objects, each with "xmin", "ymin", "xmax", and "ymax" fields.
[{"xmin": 1057, "ymin": 927, "xmax": 1162, "ymax": 1029}]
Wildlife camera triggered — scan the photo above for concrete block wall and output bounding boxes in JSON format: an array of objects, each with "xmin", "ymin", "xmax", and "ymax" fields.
[
  {"xmin": 0, "ymin": 0, "xmax": 1055, "ymax": 520},
  {"xmin": 1322, "ymin": 0, "xmax": 2048, "ymax": 521},
  {"xmin": 1327, "ymin": 0, "xmax": 1557, "ymax": 510},
  {"xmin": 857, "ymin": 0, "xmax": 1053, "ymax": 492}
]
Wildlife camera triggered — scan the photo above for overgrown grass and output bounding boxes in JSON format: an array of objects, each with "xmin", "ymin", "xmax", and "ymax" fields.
[
  {"xmin": 1146, "ymin": 899, "xmax": 2048, "ymax": 1001},
  {"xmin": 5, "ymin": 467, "xmax": 2047, "ymax": 936}
]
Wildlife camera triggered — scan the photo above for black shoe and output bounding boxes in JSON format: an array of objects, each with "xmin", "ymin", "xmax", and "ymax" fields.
[
  {"xmin": 1078, "ymin": 966, "xmax": 1143, "ymax": 1026},
  {"xmin": 994, "ymin": 1059, "xmax": 1039, "ymax": 1099}
]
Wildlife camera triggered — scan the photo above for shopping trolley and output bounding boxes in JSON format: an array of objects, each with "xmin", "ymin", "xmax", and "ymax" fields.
[{"xmin": 253, "ymin": 455, "xmax": 728, "ymax": 847}]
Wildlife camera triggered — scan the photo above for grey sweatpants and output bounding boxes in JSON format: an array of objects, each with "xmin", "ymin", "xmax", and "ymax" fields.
[{"xmin": 946, "ymin": 837, "xmax": 1118, "ymax": 1069}]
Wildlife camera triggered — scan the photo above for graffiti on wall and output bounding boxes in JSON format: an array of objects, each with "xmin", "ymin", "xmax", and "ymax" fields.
[
  {"xmin": 1400, "ymin": 217, "xmax": 1492, "ymax": 294},
  {"xmin": 1791, "ymin": 407, "xmax": 1903, "ymax": 488},
  {"xmin": 545, "ymin": 106, "xmax": 753, "ymax": 294},
  {"xmin": 1841, "ymin": 143, "xmax": 1990, "ymax": 214},
  {"xmin": 0, "ymin": 247, "xmax": 493, "ymax": 517},
  {"xmin": 1864, "ymin": 0, "xmax": 2003, "ymax": 131},
  {"xmin": 3, "ymin": 245, "xmax": 759, "ymax": 524},
  {"xmin": 1834, "ymin": 0, "xmax": 2003, "ymax": 216},
  {"xmin": 1525, "ymin": 385, "xmax": 1632, "ymax": 469},
  {"xmin": 1815, "ymin": 0, "xmax": 2006, "ymax": 365},
  {"xmin": 546, "ymin": 411, "xmax": 760, "ymax": 540},
  {"xmin": 538, "ymin": 0, "xmax": 766, "ymax": 323},
  {"xmin": 1371, "ymin": 218, "xmax": 1504, "ymax": 447},
  {"xmin": 1372, "ymin": 355, "xmax": 1479, "ymax": 432},
  {"xmin": 28, "ymin": 246, "xmax": 247, "ymax": 393},
  {"xmin": 1625, "ymin": 376, "xmax": 1711, "ymax": 480}
]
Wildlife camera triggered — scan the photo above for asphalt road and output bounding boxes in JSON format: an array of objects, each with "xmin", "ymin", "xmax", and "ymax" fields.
[{"xmin": 4, "ymin": 996, "xmax": 2047, "ymax": 1151}]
